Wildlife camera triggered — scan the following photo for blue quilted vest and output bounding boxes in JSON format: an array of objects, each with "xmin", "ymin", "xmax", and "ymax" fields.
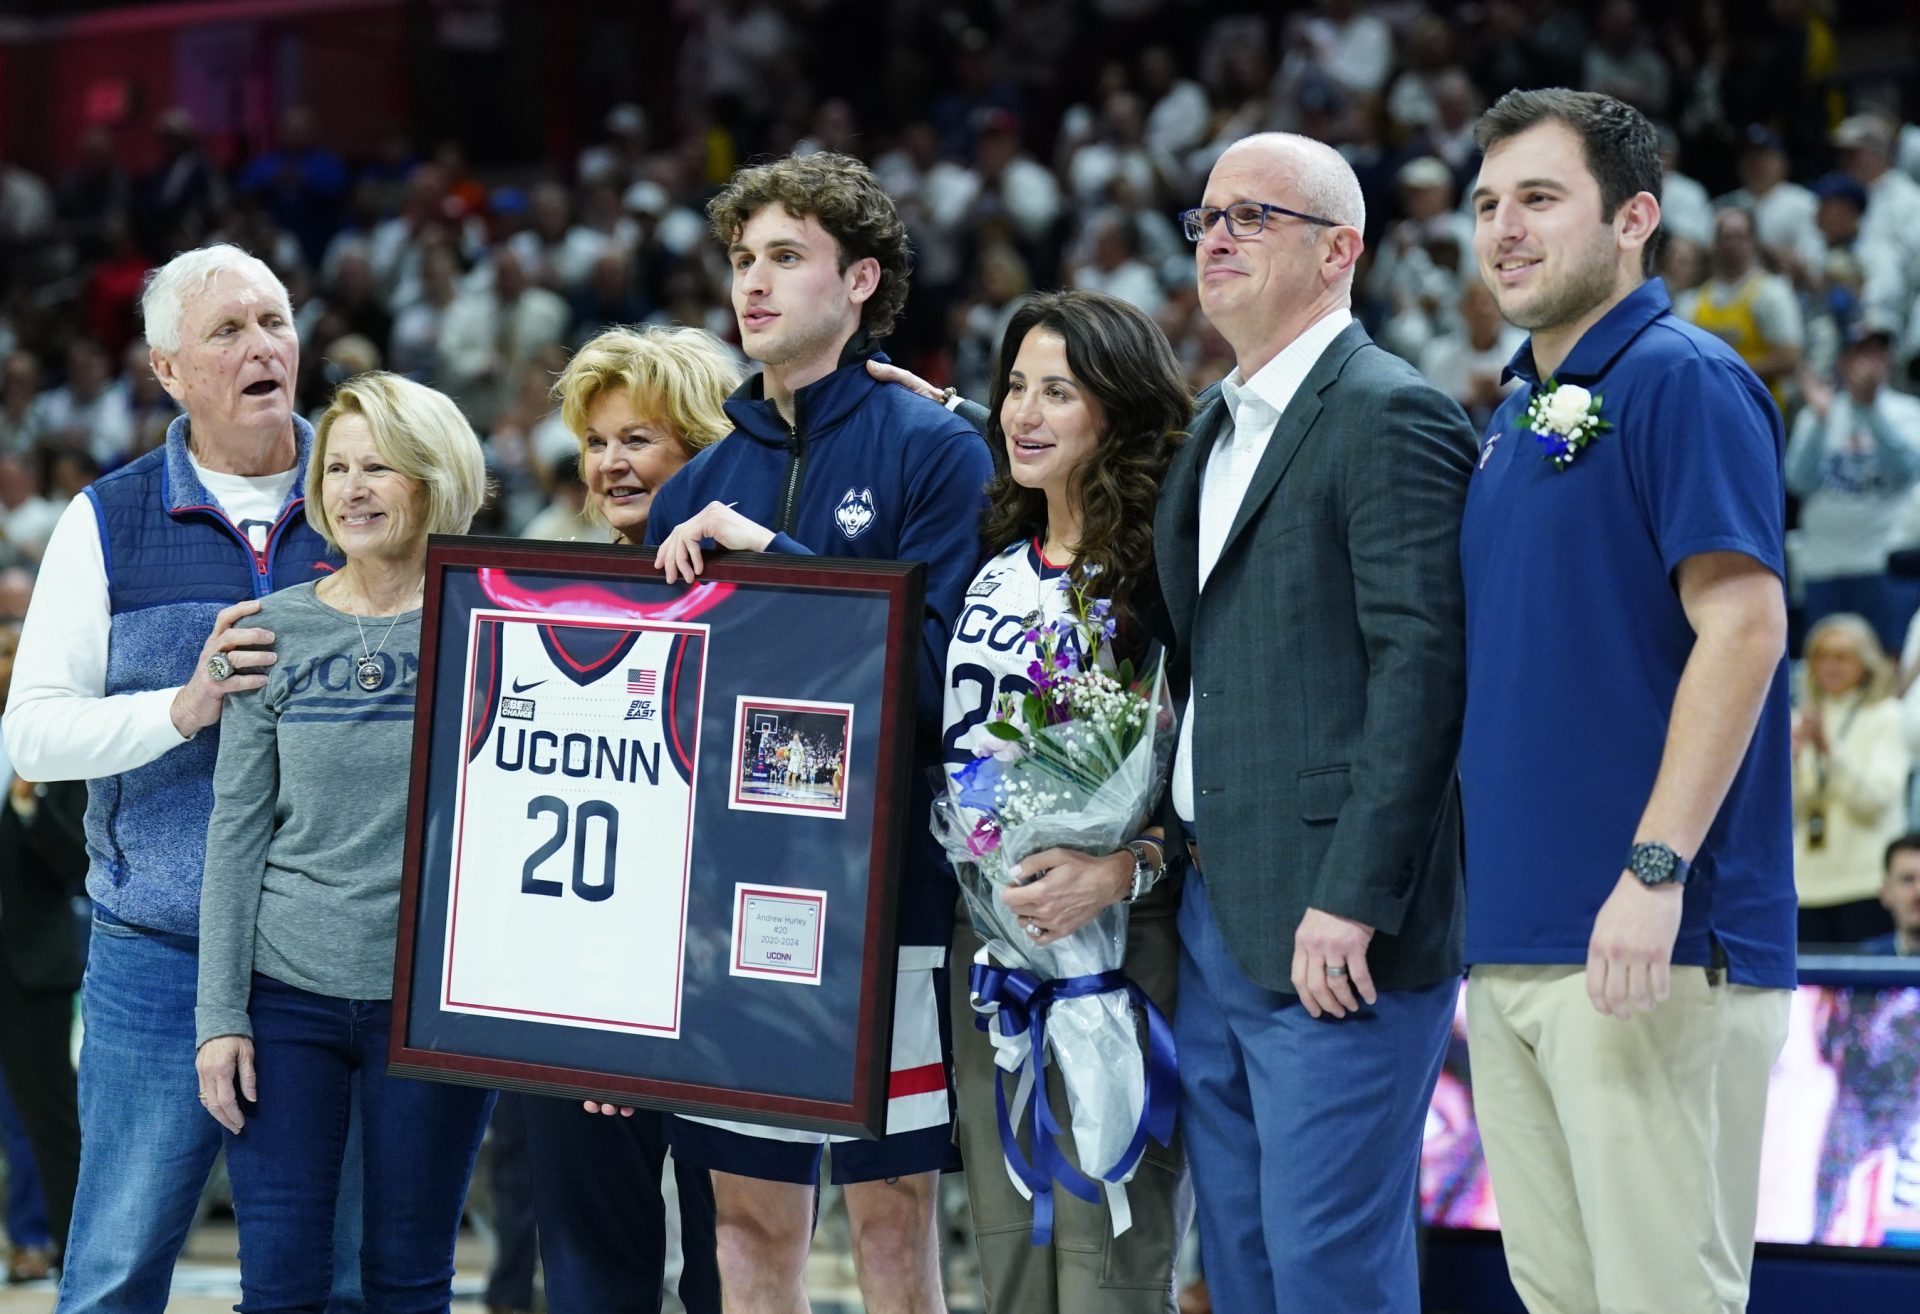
[{"xmin": 83, "ymin": 414, "xmax": 336, "ymax": 934}]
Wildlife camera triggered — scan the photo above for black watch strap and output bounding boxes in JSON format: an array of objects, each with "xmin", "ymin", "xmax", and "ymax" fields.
[{"xmin": 1627, "ymin": 840, "xmax": 1690, "ymax": 887}]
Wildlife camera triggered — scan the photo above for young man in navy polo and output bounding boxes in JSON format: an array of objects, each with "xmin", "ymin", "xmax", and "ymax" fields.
[{"xmin": 1461, "ymin": 89, "xmax": 1796, "ymax": 1313}]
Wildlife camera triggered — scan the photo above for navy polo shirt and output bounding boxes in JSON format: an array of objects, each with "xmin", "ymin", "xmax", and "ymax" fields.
[{"xmin": 1458, "ymin": 278, "xmax": 1797, "ymax": 989}]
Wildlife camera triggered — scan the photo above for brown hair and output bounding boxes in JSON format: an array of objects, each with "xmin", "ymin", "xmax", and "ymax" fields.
[
  {"xmin": 1474, "ymin": 88, "xmax": 1665, "ymax": 276},
  {"xmin": 980, "ymin": 291, "xmax": 1189, "ymax": 622},
  {"xmin": 706, "ymin": 152, "xmax": 911, "ymax": 337},
  {"xmin": 1884, "ymin": 833, "xmax": 1920, "ymax": 874}
]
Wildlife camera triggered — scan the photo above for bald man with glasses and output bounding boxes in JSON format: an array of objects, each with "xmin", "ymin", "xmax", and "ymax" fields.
[{"xmin": 1156, "ymin": 133, "xmax": 1476, "ymax": 1314}]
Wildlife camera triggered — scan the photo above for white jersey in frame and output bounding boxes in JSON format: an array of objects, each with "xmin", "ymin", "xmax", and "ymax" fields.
[{"xmin": 442, "ymin": 610, "xmax": 708, "ymax": 1036}]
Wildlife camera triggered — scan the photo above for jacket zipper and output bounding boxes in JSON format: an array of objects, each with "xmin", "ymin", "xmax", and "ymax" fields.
[
  {"xmin": 189, "ymin": 497, "xmax": 307, "ymax": 597},
  {"xmin": 775, "ymin": 403, "xmax": 807, "ymax": 535},
  {"xmin": 255, "ymin": 499, "xmax": 305, "ymax": 595}
]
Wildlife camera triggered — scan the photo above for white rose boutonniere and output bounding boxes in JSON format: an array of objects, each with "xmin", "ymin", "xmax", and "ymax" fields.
[{"xmin": 1524, "ymin": 378, "xmax": 1611, "ymax": 471}]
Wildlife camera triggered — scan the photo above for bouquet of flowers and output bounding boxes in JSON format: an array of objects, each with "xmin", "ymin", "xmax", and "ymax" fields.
[{"xmin": 932, "ymin": 573, "xmax": 1177, "ymax": 1244}]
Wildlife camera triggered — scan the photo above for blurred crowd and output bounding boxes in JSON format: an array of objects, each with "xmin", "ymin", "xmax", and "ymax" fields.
[
  {"xmin": 1, "ymin": 3, "xmax": 1920, "ymax": 936},
  {"xmin": 0, "ymin": 0, "xmax": 1918, "ymax": 1299}
]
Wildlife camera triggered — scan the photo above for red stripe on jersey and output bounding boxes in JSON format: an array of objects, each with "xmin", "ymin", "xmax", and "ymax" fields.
[{"xmin": 888, "ymin": 1062, "xmax": 946, "ymax": 1100}]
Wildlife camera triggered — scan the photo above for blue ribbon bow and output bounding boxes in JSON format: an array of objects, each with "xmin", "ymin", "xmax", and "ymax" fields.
[{"xmin": 968, "ymin": 958, "xmax": 1177, "ymax": 1246}]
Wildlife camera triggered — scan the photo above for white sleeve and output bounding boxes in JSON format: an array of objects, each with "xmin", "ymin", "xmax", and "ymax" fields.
[{"xmin": 2, "ymin": 494, "xmax": 191, "ymax": 782}]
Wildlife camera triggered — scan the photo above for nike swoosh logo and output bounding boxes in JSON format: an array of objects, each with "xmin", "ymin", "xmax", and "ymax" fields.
[{"xmin": 511, "ymin": 679, "xmax": 547, "ymax": 693}]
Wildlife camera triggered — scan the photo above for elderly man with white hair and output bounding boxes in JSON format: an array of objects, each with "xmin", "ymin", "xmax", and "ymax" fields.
[{"xmin": 1, "ymin": 243, "xmax": 356, "ymax": 1314}]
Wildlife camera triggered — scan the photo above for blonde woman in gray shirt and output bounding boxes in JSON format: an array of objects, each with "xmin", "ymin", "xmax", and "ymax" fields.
[{"xmin": 193, "ymin": 371, "xmax": 488, "ymax": 1313}]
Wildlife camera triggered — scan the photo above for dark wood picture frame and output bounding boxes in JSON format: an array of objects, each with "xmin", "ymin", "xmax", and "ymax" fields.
[{"xmin": 389, "ymin": 535, "xmax": 925, "ymax": 1137}]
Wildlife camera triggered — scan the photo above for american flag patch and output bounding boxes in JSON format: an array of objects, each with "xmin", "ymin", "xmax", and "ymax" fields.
[{"xmin": 627, "ymin": 668, "xmax": 658, "ymax": 695}]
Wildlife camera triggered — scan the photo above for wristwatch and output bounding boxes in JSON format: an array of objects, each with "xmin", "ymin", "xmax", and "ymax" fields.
[
  {"xmin": 1124, "ymin": 840, "xmax": 1164, "ymax": 903},
  {"xmin": 1626, "ymin": 840, "xmax": 1691, "ymax": 888}
]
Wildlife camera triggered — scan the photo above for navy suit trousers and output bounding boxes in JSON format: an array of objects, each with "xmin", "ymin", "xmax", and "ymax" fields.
[{"xmin": 1176, "ymin": 868, "xmax": 1453, "ymax": 1314}]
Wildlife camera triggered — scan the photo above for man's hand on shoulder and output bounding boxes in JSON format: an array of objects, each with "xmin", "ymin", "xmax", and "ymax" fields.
[
  {"xmin": 652, "ymin": 501, "xmax": 776, "ymax": 584},
  {"xmin": 1585, "ymin": 872, "xmax": 1684, "ymax": 1019},
  {"xmin": 1291, "ymin": 906, "xmax": 1377, "ymax": 1019},
  {"xmin": 170, "ymin": 599, "xmax": 275, "ymax": 739}
]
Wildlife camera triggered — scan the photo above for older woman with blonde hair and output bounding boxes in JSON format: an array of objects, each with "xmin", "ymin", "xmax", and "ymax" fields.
[
  {"xmin": 193, "ymin": 371, "xmax": 494, "ymax": 1312},
  {"xmin": 497, "ymin": 324, "xmax": 741, "ymax": 1314},
  {"xmin": 1794, "ymin": 612, "xmax": 1910, "ymax": 945},
  {"xmin": 556, "ymin": 324, "xmax": 742, "ymax": 545}
]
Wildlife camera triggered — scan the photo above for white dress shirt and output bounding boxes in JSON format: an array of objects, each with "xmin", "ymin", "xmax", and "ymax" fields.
[{"xmin": 1173, "ymin": 308, "xmax": 1352, "ymax": 822}]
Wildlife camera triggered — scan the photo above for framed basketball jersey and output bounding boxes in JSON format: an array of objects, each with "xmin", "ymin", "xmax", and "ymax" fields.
[{"xmin": 391, "ymin": 536, "xmax": 925, "ymax": 1138}]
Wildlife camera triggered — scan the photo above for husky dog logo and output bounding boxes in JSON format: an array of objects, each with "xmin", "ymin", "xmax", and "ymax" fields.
[{"xmin": 834, "ymin": 487, "xmax": 877, "ymax": 539}]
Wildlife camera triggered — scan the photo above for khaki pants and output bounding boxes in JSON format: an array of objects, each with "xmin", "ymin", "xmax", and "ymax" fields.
[
  {"xmin": 1466, "ymin": 964, "xmax": 1791, "ymax": 1314},
  {"xmin": 949, "ymin": 903, "xmax": 1189, "ymax": 1314}
]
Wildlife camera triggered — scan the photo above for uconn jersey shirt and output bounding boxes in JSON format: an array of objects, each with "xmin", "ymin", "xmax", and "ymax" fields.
[
  {"xmin": 442, "ymin": 611, "xmax": 708, "ymax": 1035},
  {"xmin": 942, "ymin": 539, "xmax": 1073, "ymax": 771}
]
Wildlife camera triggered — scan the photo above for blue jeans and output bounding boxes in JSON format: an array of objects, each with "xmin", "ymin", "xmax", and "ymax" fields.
[
  {"xmin": 225, "ymin": 974, "xmax": 495, "ymax": 1314},
  {"xmin": 0, "ymin": 1068, "xmax": 51, "ymax": 1248},
  {"xmin": 1175, "ymin": 871, "xmax": 1454, "ymax": 1314},
  {"xmin": 56, "ymin": 914, "xmax": 364, "ymax": 1314}
]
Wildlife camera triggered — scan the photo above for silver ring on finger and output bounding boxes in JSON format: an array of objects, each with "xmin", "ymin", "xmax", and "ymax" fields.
[
  {"xmin": 206, "ymin": 653, "xmax": 235, "ymax": 682},
  {"xmin": 1325, "ymin": 964, "xmax": 1348, "ymax": 978},
  {"xmin": 1024, "ymin": 923, "xmax": 1044, "ymax": 940}
]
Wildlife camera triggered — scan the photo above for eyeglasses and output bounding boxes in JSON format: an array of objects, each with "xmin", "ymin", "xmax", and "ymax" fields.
[{"xmin": 1179, "ymin": 201, "xmax": 1340, "ymax": 242}]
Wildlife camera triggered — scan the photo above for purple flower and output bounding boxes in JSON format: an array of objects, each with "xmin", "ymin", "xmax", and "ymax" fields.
[{"xmin": 966, "ymin": 817, "xmax": 1002, "ymax": 857}]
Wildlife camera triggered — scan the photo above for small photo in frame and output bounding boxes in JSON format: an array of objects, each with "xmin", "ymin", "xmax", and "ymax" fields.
[{"xmin": 728, "ymin": 697, "xmax": 854, "ymax": 820}]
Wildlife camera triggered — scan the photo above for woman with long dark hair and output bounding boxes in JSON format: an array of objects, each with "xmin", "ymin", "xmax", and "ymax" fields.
[{"xmin": 941, "ymin": 289, "xmax": 1192, "ymax": 1311}]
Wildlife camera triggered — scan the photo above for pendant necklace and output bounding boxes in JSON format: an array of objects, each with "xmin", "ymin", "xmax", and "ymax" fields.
[
  {"xmin": 1020, "ymin": 536, "xmax": 1050, "ymax": 629},
  {"xmin": 351, "ymin": 583, "xmax": 420, "ymax": 691},
  {"xmin": 1022, "ymin": 534, "xmax": 1068, "ymax": 628}
]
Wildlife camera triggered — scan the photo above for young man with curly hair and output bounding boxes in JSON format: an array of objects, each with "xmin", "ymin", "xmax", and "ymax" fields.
[{"xmin": 640, "ymin": 151, "xmax": 993, "ymax": 1314}]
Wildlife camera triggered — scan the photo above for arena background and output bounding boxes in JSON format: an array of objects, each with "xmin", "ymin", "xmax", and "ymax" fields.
[{"xmin": 1, "ymin": 1, "xmax": 1919, "ymax": 1310}]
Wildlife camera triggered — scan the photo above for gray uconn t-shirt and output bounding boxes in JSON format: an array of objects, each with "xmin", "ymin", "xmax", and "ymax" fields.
[{"xmin": 195, "ymin": 580, "xmax": 421, "ymax": 1047}]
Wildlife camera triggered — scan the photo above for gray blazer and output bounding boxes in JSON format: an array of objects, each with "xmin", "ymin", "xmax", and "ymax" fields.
[{"xmin": 1156, "ymin": 321, "xmax": 1475, "ymax": 994}]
